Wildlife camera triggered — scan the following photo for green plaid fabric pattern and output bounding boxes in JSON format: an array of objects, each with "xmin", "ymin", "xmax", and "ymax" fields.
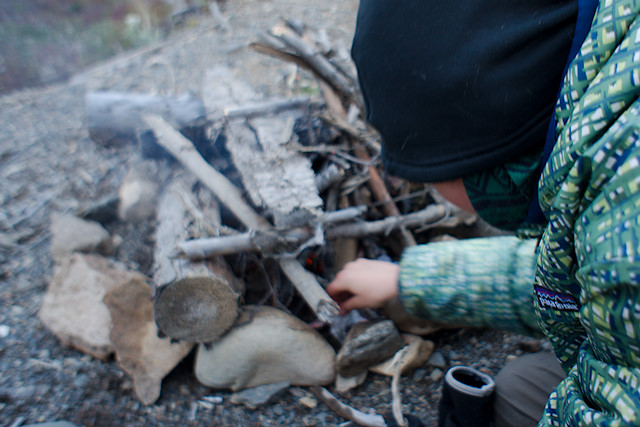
[
  {"xmin": 463, "ymin": 150, "xmax": 541, "ymax": 231},
  {"xmin": 398, "ymin": 1, "xmax": 640, "ymax": 425}
]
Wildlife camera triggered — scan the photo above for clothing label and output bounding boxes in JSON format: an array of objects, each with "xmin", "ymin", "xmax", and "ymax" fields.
[{"xmin": 534, "ymin": 285, "xmax": 580, "ymax": 311}]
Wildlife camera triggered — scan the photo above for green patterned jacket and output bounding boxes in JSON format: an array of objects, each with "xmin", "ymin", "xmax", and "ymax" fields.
[{"xmin": 398, "ymin": 1, "xmax": 640, "ymax": 425}]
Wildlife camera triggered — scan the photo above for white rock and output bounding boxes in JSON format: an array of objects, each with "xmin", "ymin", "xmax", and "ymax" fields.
[
  {"xmin": 195, "ymin": 305, "xmax": 335, "ymax": 391},
  {"xmin": 38, "ymin": 254, "xmax": 140, "ymax": 360},
  {"xmin": 117, "ymin": 165, "xmax": 160, "ymax": 222},
  {"xmin": 0, "ymin": 324, "xmax": 10, "ymax": 339},
  {"xmin": 429, "ymin": 368, "xmax": 445, "ymax": 382},
  {"xmin": 50, "ymin": 212, "xmax": 112, "ymax": 259},
  {"xmin": 299, "ymin": 396, "xmax": 318, "ymax": 409},
  {"xmin": 334, "ymin": 371, "xmax": 367, "ymax": 393}
]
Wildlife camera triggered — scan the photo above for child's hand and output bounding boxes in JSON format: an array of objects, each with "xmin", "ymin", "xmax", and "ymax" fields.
[{"xmin": 326, "ymin": 259, "xmax": 400, "ymax": 314}]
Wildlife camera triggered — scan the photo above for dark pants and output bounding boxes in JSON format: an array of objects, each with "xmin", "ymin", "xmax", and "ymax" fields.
[{"xmin": 493, "ymin": 351, "xmax": 566, "ymax": 427}]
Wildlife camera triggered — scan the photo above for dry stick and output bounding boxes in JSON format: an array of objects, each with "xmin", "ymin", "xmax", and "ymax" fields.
[
  {"xmin": 326, "ymin": 204, "xmax": 446, "ymax": 239},
  {"xmin": 221, "ymin": 96, "xmax": 322, "ymax": 121},
  {"xmin": 309, "ymin": 386, "xmax": 387, "ymax": 427},
  {"xmin": 143, "ymin": 114, "xmax": 339, "ymax": 323},
  {"xmin": 350, "ymin": 145, "xmax": 417, "ymax": 248},
  {"xmin": 177, "ymin": 204, "xmax": 447, "ymax": 259},
  {"xmin": 318, "ymin": 110, "xmax": 381, "ymax": 154},
  {"xmin": 389, "ymin": 347, "xmax": 412, "ymax": 427},
  {"xmin": 271, "ymin": 25, "xmax": 357, "ymax": 105}
]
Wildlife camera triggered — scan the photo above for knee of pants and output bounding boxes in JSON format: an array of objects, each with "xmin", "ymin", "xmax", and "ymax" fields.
[{"xmin": 493, "ymin": 351, "xmax": 565, "ymax": 427}]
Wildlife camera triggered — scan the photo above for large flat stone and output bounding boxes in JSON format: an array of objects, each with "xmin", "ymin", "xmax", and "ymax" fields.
[{"xmin": 39, "ymin": 254, "xmax": 140, "ymax": 360}]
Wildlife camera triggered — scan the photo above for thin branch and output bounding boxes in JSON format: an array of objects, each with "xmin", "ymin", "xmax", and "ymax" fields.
[
  {"xmin": 177, "ymin": 204, "xmax": 446, "ymax": 259},
  {"xmin": 309, "ymin": 386, "xmax": 386, "ymax": 427}
]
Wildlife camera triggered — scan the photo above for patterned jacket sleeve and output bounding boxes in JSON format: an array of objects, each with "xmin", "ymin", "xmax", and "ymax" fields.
[{"xmin": 398, "ymin": 235, "xmax": 542, "ymax": 337}]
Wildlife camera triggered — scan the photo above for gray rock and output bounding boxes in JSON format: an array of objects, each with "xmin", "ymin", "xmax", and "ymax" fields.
[
  {"xmin": 412, "ymin": 368, "xmax": 427, "ymax": 381},
  {"xmin": 336, "ymin": 320, "xmax": 404, "ymax": 377},
  {"xmin": 427, "ymin": 351, "xmax": 447, "ymax": 369},
  {"xmin": 230, "ymin": 381, "xmax": 290, "ymax": 409},
  {"xmin": 73, "ymin": 374, "xmax": 89, "ymax": 388},
  {"xmin": 10, "ymin": 384, "xmax": 38, "ymax": 402}
]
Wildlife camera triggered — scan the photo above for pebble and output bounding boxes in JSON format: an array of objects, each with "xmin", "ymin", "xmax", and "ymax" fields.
[
  {"xmin": 477, "ymin": 357, "xmax": 490, "ymax": 368},
  {"xmin": 0, "ymin": 324, "xmax": 10, "ymax": 338},
  {"xmin": 22, "ymin": 422, "xmax": 78, "ymax": 427},
  {"xmin": 198, "ymin": 400, "xmax": 215, "ymax": 410},
  {"xmin": 230, "ymin": 381, "xmax": 290, "ymax": 409},
  {"xmin": 429, "ymin": 368, "xmax": 444, "ymax": 382},
  {"xmin": 201, "ymin": 395, "xmax": 224, "ymax": 404},
  {"xmin": 427, "ymin": 351, "xmax": 446, "ymax": 369},
  {"xmin": 412, "ymin": 368, "xmax": 427, "ymax": 382},
  {"xmin": 448, "ymin": 350, "xmax": 461, "ymax": 361},
  {"xmin": 299, "ymin": 396, "xmax": 318, "ymax": 409},
  {"xmin": 73, "ymin": 374, "xmax": 89, "ymax": 388},
  {"xmin": 518, "ymin": 337, "xmax": 542, "ymax": 353},
  {"xmin": 10, "ymin": 384, "xmax": 38, "ymax": 402}
]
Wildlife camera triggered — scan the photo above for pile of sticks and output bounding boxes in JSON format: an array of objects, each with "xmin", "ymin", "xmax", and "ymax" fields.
[{"xmin": 144, "ymin": 19, "xmax": 488, "ymax": 339}]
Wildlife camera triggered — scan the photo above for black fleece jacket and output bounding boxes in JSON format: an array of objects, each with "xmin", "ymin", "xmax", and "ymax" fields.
[{"xmin": 351, "ymin": 0, "xmax": 578, "ymax": 182}]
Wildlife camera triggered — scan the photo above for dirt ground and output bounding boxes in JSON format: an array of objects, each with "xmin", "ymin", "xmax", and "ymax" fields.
[{"xmin": 0, "ymin": 1, "xmax": 539, "ymax": 425}]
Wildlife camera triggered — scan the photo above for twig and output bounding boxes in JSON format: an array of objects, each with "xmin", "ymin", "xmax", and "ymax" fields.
[
  {"xmin": 325, "ymin": 204, "xmax": 446, "ymax": 239},
  {"xmin": 389, "ymin": 347, "xmax": 411, "ymax": 427},
  {"xmin": 319, "ymin": 110, "xmax": 381, "ymax": 154},
  {"xmin": 220, "ymin": 97, "xmax": 322, "ymax": 120},
  {"xmin": 177, "ymin": 205, "xmax": 445, "ymax": 259},
  {"xmin": 352, "ymin": 145, "xmax": 416, "ymax": 248},
  {"xmin": 270, "ymin": 25, "xmax": 356, "ymax": 103},
  {"xmin": 209, "ymin": 1, "xmax": 231, "ymax": 32},
  {"xmin": 309, "ymin": 386, "xmax": 387, "ymax": 427}
]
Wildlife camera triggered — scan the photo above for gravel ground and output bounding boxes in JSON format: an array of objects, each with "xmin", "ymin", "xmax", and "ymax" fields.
[{"xmin": 0, "ymin": 2, "xmax": 546, "ymax": 425}]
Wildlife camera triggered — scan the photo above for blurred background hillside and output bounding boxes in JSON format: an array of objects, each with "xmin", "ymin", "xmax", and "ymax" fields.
[{"xmin": 0, "ymin": 0, "xmax": 211, "ymax": 94}]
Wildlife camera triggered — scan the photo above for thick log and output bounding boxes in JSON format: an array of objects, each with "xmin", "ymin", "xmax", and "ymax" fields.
[
  {"xmin": 86, "ymin": 91, "xmax": 205, "ymax": 146},
  {"xmin": 143, "ymin": 114, "xmax": 339, "ymax": 323},
  {"xmin": 153, "ymin": 177, "xmax": 243, "ymax": 343}
]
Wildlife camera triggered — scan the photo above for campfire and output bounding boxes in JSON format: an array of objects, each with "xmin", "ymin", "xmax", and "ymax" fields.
[{"xmin": 39, "ymin": 19, "xmax": 498, "ymax": 426}]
